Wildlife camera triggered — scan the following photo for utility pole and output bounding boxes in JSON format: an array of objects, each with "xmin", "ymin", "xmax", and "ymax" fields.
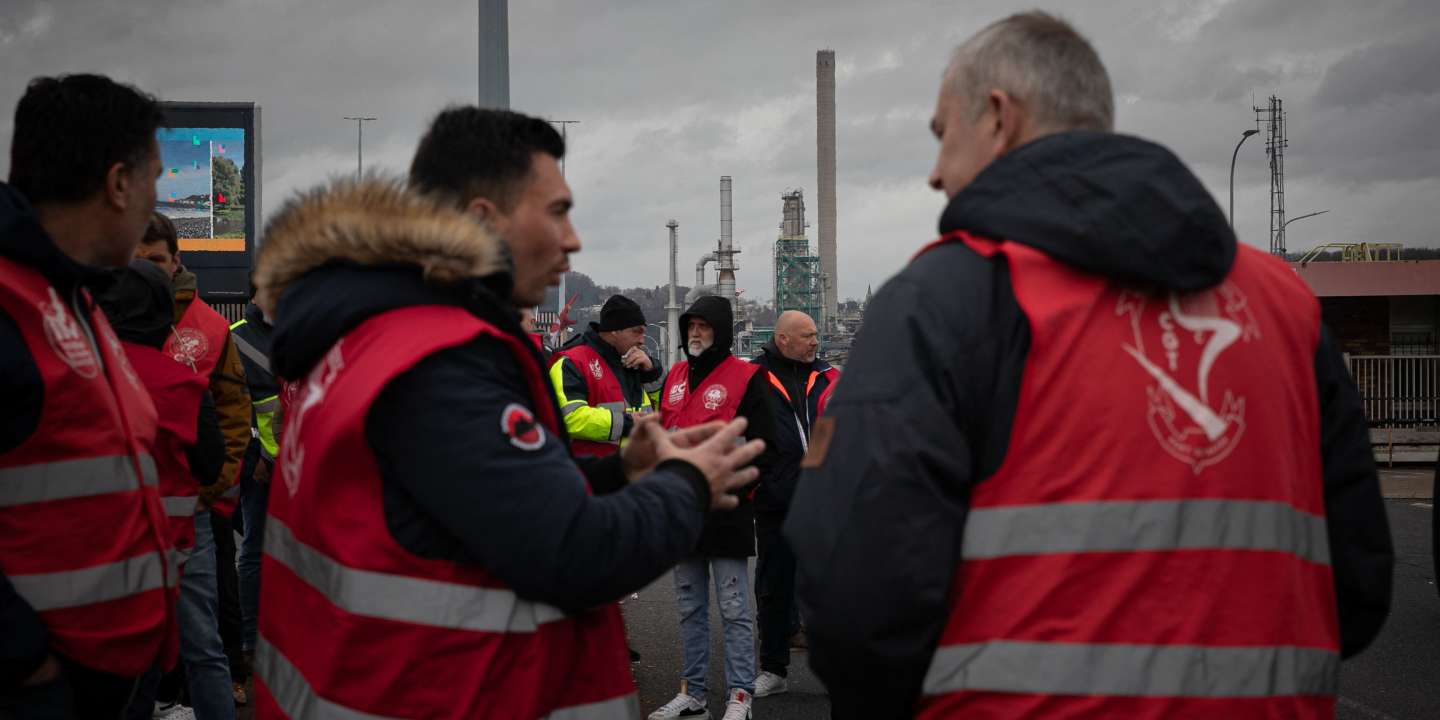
[
  {"xmin": 1229, "ymin": 129, "xmax": 1258, "ymax": 232},
  {"xmin": 343, "ymin": 116, "xmax": 376, "ymax": 180}
]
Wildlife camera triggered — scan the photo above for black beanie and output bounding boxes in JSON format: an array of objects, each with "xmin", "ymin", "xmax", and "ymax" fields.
[{"xmin": 598, "ymin": 295, "xmax": 645, "ymax": 331}]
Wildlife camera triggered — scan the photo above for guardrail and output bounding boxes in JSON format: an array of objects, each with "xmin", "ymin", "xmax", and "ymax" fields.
[{"xmin": 1347, "ymin": 355, "xmax": 1440, "ymax": 427}]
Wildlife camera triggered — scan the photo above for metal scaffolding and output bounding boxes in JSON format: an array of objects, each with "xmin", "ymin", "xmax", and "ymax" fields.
[{"xmin": 774, "ymin": 190, "xmax": 823, "ymax": 321}]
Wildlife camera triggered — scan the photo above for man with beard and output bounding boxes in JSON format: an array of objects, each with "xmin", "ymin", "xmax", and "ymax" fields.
[{"xmin": 651, "ymin": 295, "xmax": 777, "ymax": 720}]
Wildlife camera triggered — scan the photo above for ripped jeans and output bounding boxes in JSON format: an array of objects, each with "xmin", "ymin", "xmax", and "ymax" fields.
[{"xmin": 673, "ymin": 556, "xmax": 756, "ymax": 701}]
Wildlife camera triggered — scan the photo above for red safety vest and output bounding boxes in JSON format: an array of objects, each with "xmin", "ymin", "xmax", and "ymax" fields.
[
  {"xmin": 167, "ymin": 296, "xmax": 239, "ymax": 517},
  {"xmin": 660, "ymin": 355, "xmax": 759, "ymax": 429},
  {"xmin": 254, "ymin": 305, "xmax": 637, "ymax": 719},
  {"xmin": 816, "ymin": 380, "xmax": 836, "ymax": 417},
  {"xmin": 123, "ymin": 341, "xmax": 208, "ymax": 553},
  {"xmin": 914, "ymin": 233, "xmax": 1340, "ymax": 719},
  {"xmin": 553, "ymin": 344, "xmax": 630, "ymax": 458},
  {"xmin": 0, "ymin": 257, "xmax": 177, "ymax": 677}
]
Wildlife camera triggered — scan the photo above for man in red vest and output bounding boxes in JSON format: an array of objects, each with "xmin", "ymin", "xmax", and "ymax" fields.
[
  {"xmin": 250, "ymin": 108, "xmax": 764, "ymax": 718},
  {"xmin": 652, "ymin": 295, "xmax": 777, "ymax": 720},
  {"xmin": 134, "ymin": 212, "xmax": 244, "ymax": 719},
  {"xmin": 0, "ymin": 73, "xmax": 177, "ymax": 718},
  {"xmin": 786, "ymin": 12, "xmax": 1394, "ymax": 719},
  {"xmin": 551, "ymin": 294, "xmax": 664, "ymax": 458}
]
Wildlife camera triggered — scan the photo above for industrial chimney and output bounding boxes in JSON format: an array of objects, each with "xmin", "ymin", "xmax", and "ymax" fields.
[
  {"xmin": 716, "ymin": 176, "xmax": 738, "ymax": 308},
  {"xmin": 816, "ymin": 49, "xmax": 837, "ymax": 331},
  {"xmin": 666, "ymin": 220, "xmax": 681, "ymax": 367}
]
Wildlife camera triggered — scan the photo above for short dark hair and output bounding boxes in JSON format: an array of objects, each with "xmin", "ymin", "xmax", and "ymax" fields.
[
  {"xmin": 408, "ymin": 107, "xmax": 565, "ymax": 210},
  {"xmin": 142, "ymin": 211, "xmax": 178, "ymax": 255},
  {"xmin": 8, "ymin": 74, "xmax": 164, "ymax": 206}
]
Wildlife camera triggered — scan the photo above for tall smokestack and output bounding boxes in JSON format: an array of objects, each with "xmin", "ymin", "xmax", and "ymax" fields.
[
  {"xmin": 816, "ymin": 50, "xmax": 837, "ymax": 331},
  {"xmin": 666, "ymin": 220, "xmax": 681, "ymax": 367},
  {"xmin": 717, "ymin": 175, "xmax": 737, "ymax": 308},
  {"xmin": 478, "ymin": 0, "xmax": 510, "ymax": 109}
]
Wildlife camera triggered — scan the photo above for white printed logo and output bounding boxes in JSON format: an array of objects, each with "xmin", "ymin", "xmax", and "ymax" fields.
[
  {"xmin": 165, "ymin": 327, "xmax": 210, "ymax": 368},
  {"xmin": 39, "ymin": 287, "xmax": 99, "ymax": 378},
  {"xmin": 668, "ymin": 380, "xmax": 687, "ymax": 407},
  {"xmin": 589, "ymin": 358, "xmax": 604, "ymax": 381},
  {"xmin": 702, "ymin": 384, "xmax": 727, "ymax": 411},
  {"xmin": 1117, "ymin": 283, "xmax": 1259, "ymax": 474},
  {"xmin": 281, "ymin": 341, "xmax": 346, "ymax": 497}
]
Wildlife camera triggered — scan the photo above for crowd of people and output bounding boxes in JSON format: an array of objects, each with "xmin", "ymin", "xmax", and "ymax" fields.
[{"xmin": 0, "ymin": 11, "xmax": 1395, "ymax": 720}]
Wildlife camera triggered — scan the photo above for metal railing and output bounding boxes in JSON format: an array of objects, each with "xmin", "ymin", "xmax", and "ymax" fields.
[{"xmin": 1347, "ymin": 355, "xmax": 1440, "ymax": 427}]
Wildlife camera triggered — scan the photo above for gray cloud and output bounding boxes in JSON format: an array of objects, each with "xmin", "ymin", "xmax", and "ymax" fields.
[{"xmin": 2, "ymin": 0, "xmax": 1436, "ymax": 301}]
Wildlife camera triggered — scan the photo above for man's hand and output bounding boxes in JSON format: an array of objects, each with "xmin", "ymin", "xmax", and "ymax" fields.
[
  {"xmin": 622, "ymin": 347, "xmax": 654, "ymax": 372},
  {"xmin": 622, "ymin": 415, "xmax": 723, "ymax": 481},
  {"xmin": 650, "ymin": 417, "xmax": 765, "ymax": 510}
]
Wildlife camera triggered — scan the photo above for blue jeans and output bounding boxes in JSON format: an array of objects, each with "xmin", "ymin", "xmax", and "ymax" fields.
[
  {"xmin": 180, "ymin": 511, "xmax": 235, "ymax": 720},
  {"xmin": 238, "ymin": 468, "xmax": 270, "ymax": 652},
  {"xmin": 673, "ymin": 556, "xmax": 756, "ymax": 701}
]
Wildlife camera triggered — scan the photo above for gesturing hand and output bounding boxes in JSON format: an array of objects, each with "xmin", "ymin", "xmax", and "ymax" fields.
[
  {"xmin": 622, "ymin": 415, "xmax": 724, "ymax": 481},
  {"xmin": 647, "ymin": 417, "xmax": 765, "ymax": 510}
]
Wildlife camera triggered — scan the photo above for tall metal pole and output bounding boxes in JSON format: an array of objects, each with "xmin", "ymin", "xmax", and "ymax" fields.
[
  {"xmin": 666, "ymin": 220, "xmax": 681, "ymax": 368},
  {"xmin": 547, "ymin": 120, "xmax": 579, "ymax": 335},
  {"xmin": 1229, "ymin": 129, "xmax": 1258, "ymax": 232},
  {"xmin": 343, "ymin": 116, "xmax": 375, "ymax": 180},
  {"xmin": 477, "ymin": 0, "xmax": 510, "ymax": 109}
]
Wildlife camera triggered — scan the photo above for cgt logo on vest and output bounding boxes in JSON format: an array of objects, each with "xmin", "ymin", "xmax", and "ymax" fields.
[
  {"xmin": 1117, "ymin": 283, "xmax": 1260, "ymax": 474},
  {"xmin": 39, "ymin": 287, "xmax": 99, "ymax": 379},
  {"xmin": 165, "ymin": 327, "xmax": 210, "ymax": 368},
  {"xmin": 589, "ymin": 358, "xmax": 604, "ymax": 381},
  {"xmin": 500, "ymin": 403, "xmax": 546, "ymax": 451},
  {"xmin": 702, "ymin": 384, "xmax": 727, "ymax": 411},
  {"xmin": 281, "ymin": 341, "xmax": 346, "ymax": 497}
]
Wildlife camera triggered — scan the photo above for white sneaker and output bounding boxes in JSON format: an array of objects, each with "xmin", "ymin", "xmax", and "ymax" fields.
[
  {"xmin": 152, "ymin": 703, "xmax": 195, "ymax": 720},
  {"xmin": 648, "ymin": 691, "xmax": 709, "ymax": 720},
  {"xmin": 754, "ymin": 670, "xmax": 788, "ymax": 697},
  {"xmin": 721, "ymin": 689, "xmax": 752, "ymax": 720}
]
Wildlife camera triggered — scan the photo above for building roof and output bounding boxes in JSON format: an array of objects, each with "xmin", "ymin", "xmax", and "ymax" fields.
[{"xmin": 1289, "ymin": 260, "xmax": 1440, "ymax": 298}]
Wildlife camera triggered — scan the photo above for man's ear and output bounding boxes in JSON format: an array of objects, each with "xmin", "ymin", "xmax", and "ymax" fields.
[
  {"xmin": 991, "ymin": 88, "xmax": 1031, "ymax": 153},
  {"xmin": 103, "ymin": 161, "xmax": 132, "ymax": 211},
  {"xmin": 466, "ymin": 196, "xmax": 501, "ymax": 225}
]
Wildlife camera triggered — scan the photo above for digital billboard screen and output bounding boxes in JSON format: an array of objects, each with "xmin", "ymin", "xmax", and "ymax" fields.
[{"xmin": 157, "ymin": 102, "xmax": 259, "ymax": 302}]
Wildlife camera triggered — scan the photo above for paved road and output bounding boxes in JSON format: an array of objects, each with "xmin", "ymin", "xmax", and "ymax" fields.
[
  {"xmin": 624, "ymin": 559, "xmax": 830, "ymax": 719},
  {"xmin": 1337, "ymin": 499, "xmax": 1439, "ymax": 720}
]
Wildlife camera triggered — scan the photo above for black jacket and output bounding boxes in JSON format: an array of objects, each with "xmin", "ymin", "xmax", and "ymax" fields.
[
  {"xmin": 677, "ymin": 295, "xmax": 777, "ymax": 558},
  {"xmin": 784, "ymin": 131, "xmax": 1394, "ymax": 718},
  {"xmin": 0, "ymin": 182, "xmax": 132, "ymax": 689},
  {"xmin": 259, "ymin": 179, "xmax": 717, "ymax": 614},
  {"xmin": 750, "ymin": 342, "xmax": 834, "ymax": 515}
]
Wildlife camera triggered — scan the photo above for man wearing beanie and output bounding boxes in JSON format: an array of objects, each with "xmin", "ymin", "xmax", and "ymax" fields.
[{"xmin": 550, "ymin": 294, "xmax": 664, "ymax": 458}]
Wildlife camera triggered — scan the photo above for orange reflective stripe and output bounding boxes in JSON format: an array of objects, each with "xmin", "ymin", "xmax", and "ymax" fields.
[
  {"xmin": 805, "ymin": 371, "xmax": 819, "ymax": 397},
  {"xmin": 767, "ymin": 371, "xmax": 792, "ymax": 404}
]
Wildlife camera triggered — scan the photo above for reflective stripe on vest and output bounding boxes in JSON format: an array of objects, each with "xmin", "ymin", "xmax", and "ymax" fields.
[
  {"xmin": 600, "ymin": 401, "xmax": 626, "ymax": 442},
  {"xmin": 962, "ymin": 499, "xmax": 1330, "ymax": 565},
  {"xmin": 923, "ymin": 640, "xmax": 1339, "ymax": 698},
  {"xmin": 266, "ymin": 516, "xmax": 566, "ymax": 632},
  {"xmin": 231, "ymin": 330, "xmax": 272, "ymax": 374},
  {"xmin": 162, "ymin": 496, "xmax": 199, "ymax": 517},
  {"xmin": 0, "ymin": 453, "xmax": 157, "ymax": 506},
  {"xmin": 9, "ymin": 548, "xmax": 173, "ymax": 611},
  {"xmin": 257, "ymin": 636, "xmax": 641, "ymax": 720}
]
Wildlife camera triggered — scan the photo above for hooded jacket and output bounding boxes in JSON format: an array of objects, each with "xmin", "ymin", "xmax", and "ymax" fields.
[
  {"xmin": 254, "ymin": 178, "xmax": 713, "ymax": 613},
  {"xmin": 171, "ymin": 267, "xmax": 250, "ymax": 508},
  {"xmin": 672, "ymin": 295, "xmax": 778, "ymax": 558},
  {"xmin": 784, "ymin": 131, "xmax": 1392, "ymax": 718}
]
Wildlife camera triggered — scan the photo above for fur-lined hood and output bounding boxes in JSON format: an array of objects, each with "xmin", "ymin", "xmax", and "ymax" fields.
[{"xmin": 253, "ymin": 177, "xmax": 508, "ymax": 317}]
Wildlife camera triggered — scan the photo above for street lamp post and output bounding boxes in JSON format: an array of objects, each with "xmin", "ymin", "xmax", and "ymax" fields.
[
  {"xmin": 648, "ymin": 322, "xmax": 669, "ymax": 363},
  {"xmin": 1229, "ymin": 128, "xmax": 1259, "ymax": 232},
  {"xmin": 1282, "ymin": 210, "xmax": 1330, "ymax": 232},
  {"xmin": 343, "ymin": 116, "xmax": 376, "ymax": 180}
]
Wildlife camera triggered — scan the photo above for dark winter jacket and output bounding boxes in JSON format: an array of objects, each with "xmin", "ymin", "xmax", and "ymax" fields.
[
  {"xmin": 750, "ymin": 342, "xmax": 834, "ymax": 515},
  {"xmin": 555, "ymin": 325, "xmax": 663, "ymax": 438},
  {"xmin": 0, "ymin": 182, "xmax": 130, "ymax": 689},
  {"xmin": 255, "ymin": 179, "xmax": 715, "ymax": 614},
  {"xmin": 94, "ymin": 262, "xmax": 225, "ymax": 491},
  {"xmin": 677, "ymin": 295, "xmax": 777, "ymax": 558},
  {"xmin": 784, "ymin": 131, "xmax": 1394, "ymax": 718}
]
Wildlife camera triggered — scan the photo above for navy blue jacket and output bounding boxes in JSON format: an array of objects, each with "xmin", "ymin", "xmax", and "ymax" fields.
[
  {"xmin": 270, "ymin": 264, "xmax": 713, "ymax": 614},
  {"xmin": 784, "ymin": 132, "xmax": 1394, "ymax": 718}
]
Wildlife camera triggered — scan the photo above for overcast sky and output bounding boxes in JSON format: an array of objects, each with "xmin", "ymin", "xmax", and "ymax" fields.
[{"xmin": 2, "ymin": 0, "xmax": 1436, "ymax": 302}]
